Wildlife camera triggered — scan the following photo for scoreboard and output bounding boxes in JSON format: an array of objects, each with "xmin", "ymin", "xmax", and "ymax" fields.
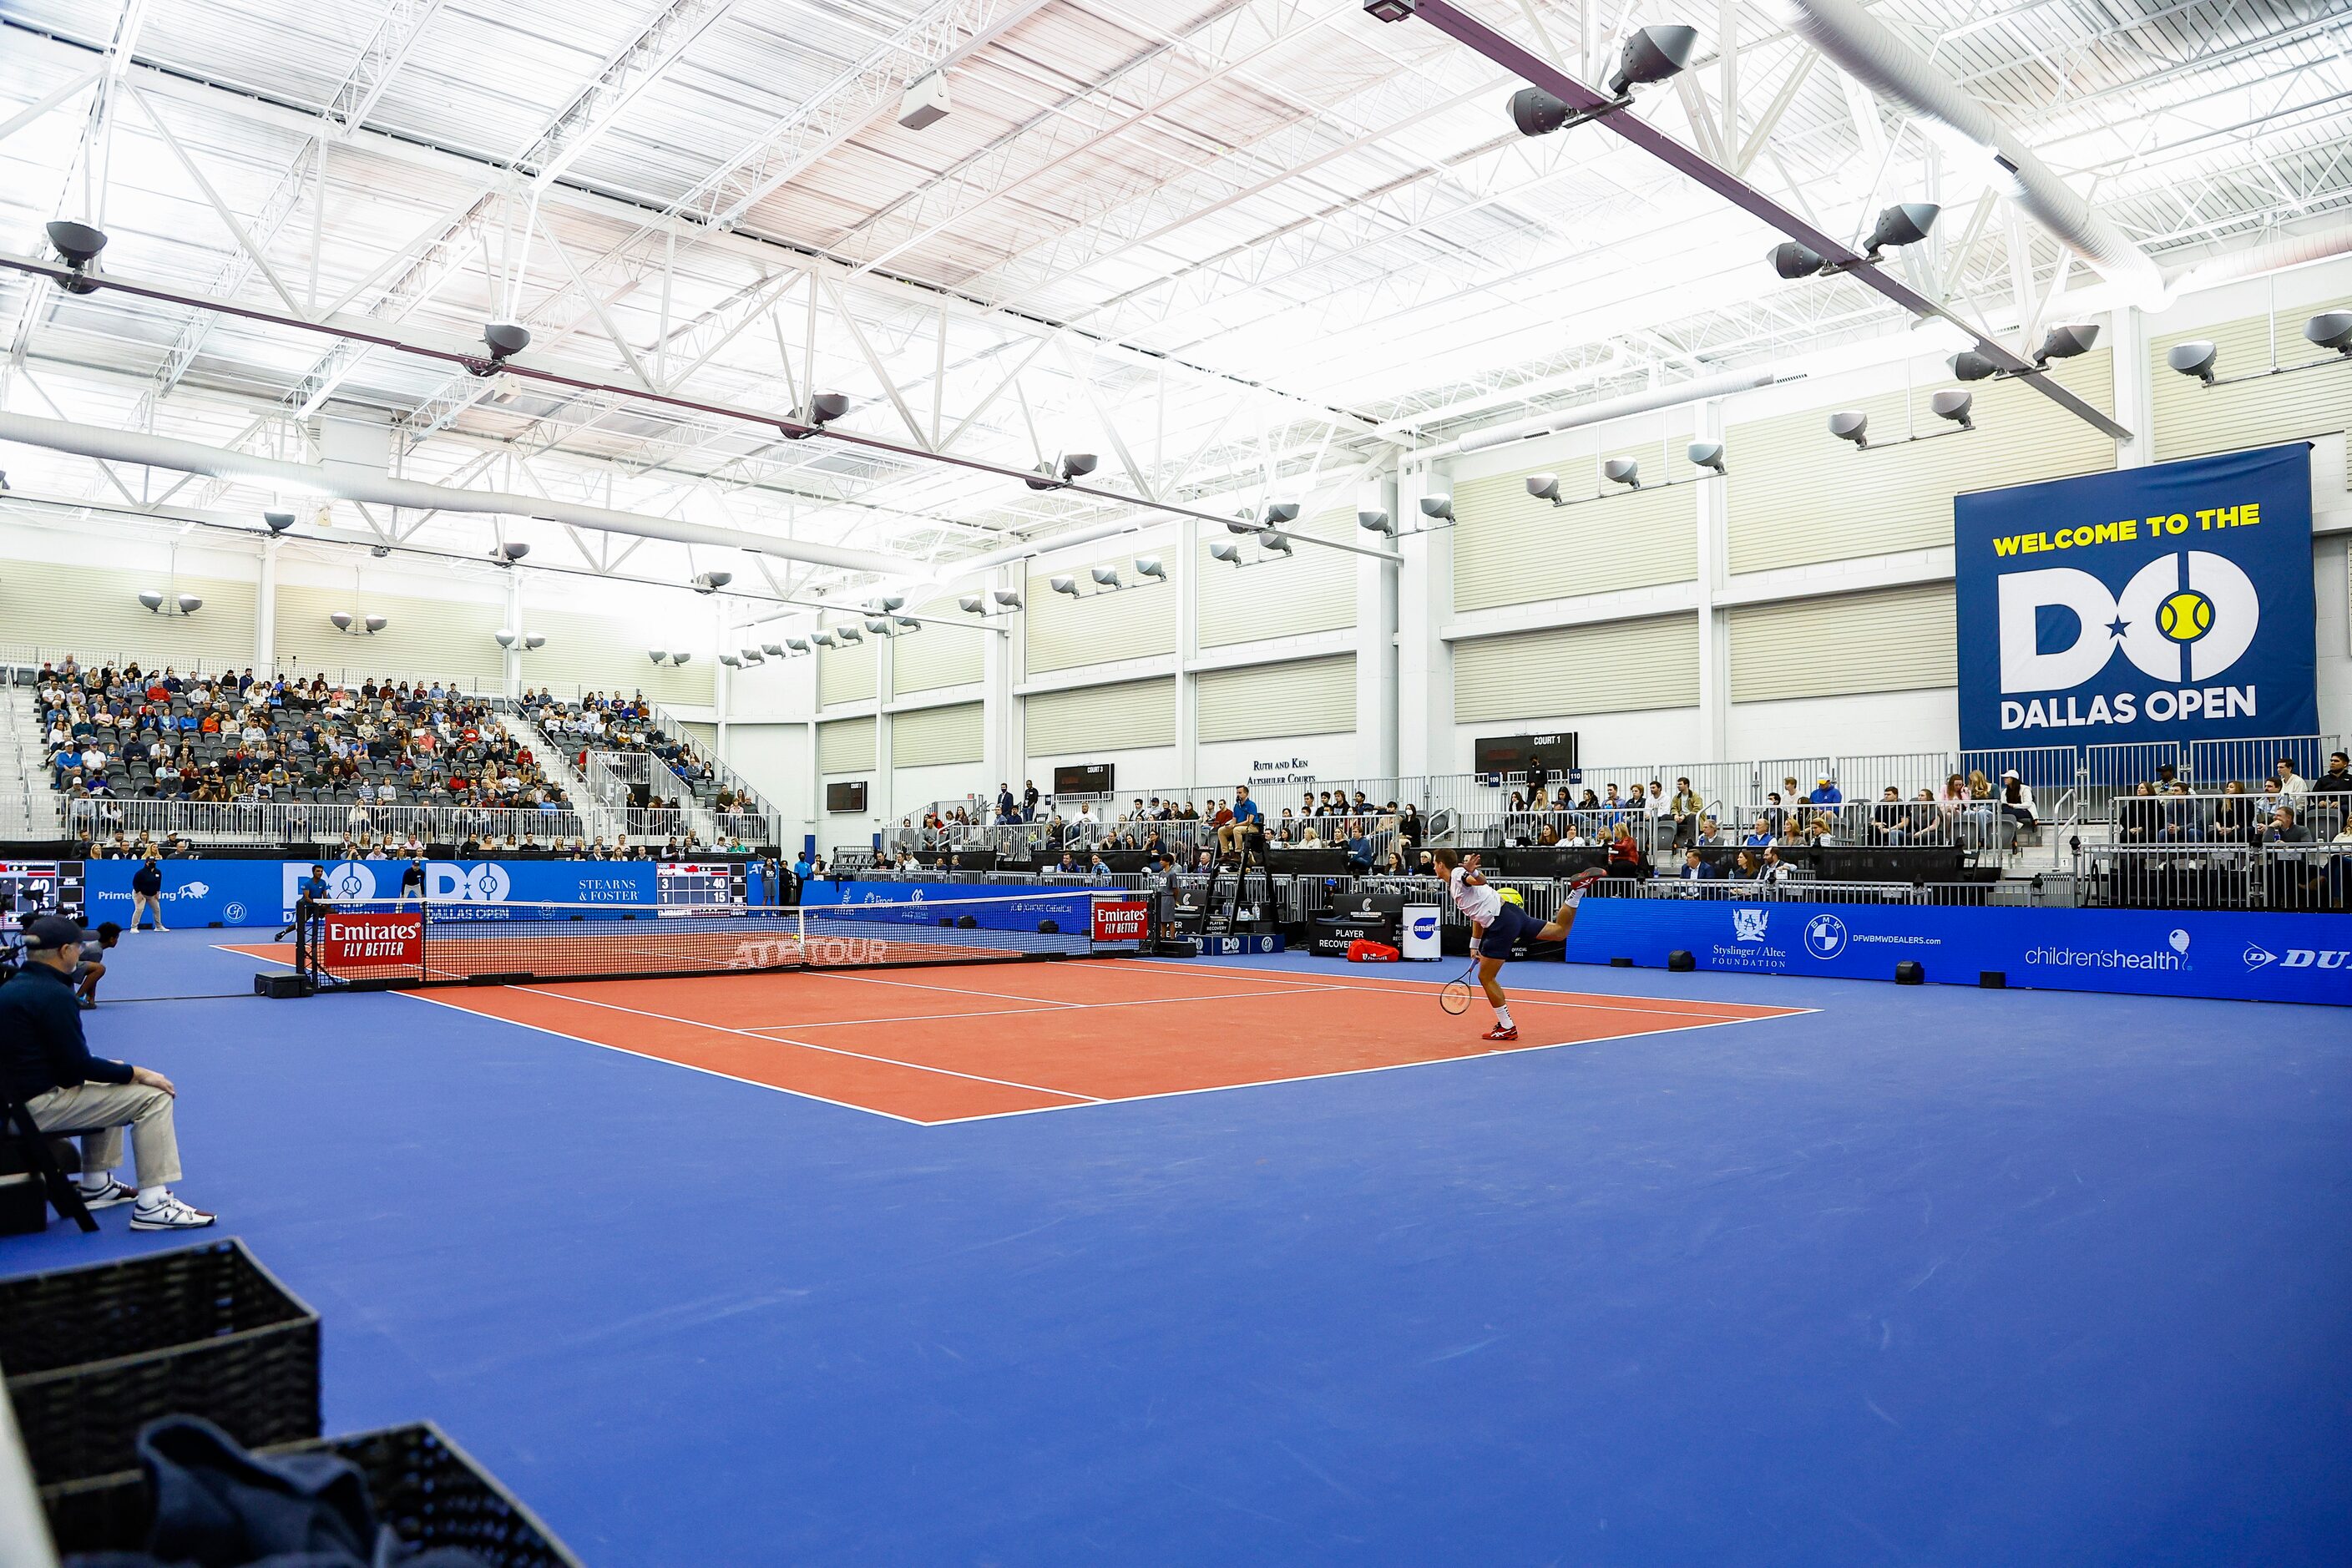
[
  {"xmin": 0, "ymin": 860, "xmax": 83, "ymax": 920},
  {"xmin": 656, "ymin": 860, "xmax": 746, "ymax": 908}
]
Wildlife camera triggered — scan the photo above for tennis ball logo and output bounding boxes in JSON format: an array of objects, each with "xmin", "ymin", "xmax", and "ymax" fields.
[{"xmin": 2156, "ymin": 589, "xmax": 2214, "ymax": 644}]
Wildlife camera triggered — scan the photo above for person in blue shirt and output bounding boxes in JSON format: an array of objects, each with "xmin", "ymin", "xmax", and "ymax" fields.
[
  {"xmin": 1808, "ymin": 776, "xmax": 1842, "ymax": 807},
  {"xmin": 1677, "ymin": 848, "xmax": 1719, "ymax": 880}
]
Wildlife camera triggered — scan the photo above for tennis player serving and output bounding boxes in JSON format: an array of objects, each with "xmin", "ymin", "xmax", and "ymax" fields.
[{"xmin": 1430, "ymin": 848, "xmax": 1605, "ymax": 1040}]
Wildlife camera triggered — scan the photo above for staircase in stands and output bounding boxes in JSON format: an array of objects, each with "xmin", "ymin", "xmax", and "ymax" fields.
[{"xmin": 0, "ymin": 683, "xmax": 63, "ymax": 840}]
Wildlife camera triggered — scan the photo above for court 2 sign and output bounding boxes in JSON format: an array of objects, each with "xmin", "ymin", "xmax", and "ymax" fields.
[{"xmin": 1955, "ymin": 444, "xmax": 2317, "ymax": 749}]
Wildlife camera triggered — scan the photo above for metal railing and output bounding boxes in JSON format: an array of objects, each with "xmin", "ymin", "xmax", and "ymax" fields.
[
  {"xmin": 2081, "ymin": 842, "xmax": 2349, "ymax": 912},
  {"xmin": 2106, "ymin": 789, "xmax": 2349, "ymax": 842},
  {"xmin": 66, "ymin": 797, "xmax": 591, "ymax": 845}
]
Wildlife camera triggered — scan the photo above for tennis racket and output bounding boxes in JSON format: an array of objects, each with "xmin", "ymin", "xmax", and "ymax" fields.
[{"xmin": 1439, "ymin": 957, "xmax": 1480, "ymax": 1014}]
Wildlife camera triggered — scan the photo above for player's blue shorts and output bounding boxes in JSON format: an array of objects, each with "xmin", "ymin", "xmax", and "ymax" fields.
[{"xmin": 1477, "ymin": 901, "xmax": 1545, "ymax": 959}]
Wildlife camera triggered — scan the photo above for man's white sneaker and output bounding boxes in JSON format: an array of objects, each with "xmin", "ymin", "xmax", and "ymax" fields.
[
  {"xmin": 75, "ymin": 1178, "xmax": 138, "ymax": 1211},
  {"xmin": 129, "ymin": 1194, "xmax": 218, "ymax": 1231}
]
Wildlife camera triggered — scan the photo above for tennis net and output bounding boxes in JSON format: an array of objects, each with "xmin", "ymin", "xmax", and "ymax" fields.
[{"xmin": 295, "ymin": 888, "xmax": 1154, "ymax": 989}]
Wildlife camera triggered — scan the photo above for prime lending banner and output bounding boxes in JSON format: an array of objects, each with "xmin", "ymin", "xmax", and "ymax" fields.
[{"xmin": 1954, "ymin": 444, "xmax": 2316, "ymax": 750}]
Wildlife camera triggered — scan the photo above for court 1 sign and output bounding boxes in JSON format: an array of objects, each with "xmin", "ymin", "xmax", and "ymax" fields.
[{"xmin": 1954, "ymin": 443, "xmax": 2317, "ymax": 750}]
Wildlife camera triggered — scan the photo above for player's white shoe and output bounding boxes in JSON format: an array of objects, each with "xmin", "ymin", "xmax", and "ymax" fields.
[{"xmin": 1481, "ymin": 1024, "xmax": 1519, "ymax": 1042}]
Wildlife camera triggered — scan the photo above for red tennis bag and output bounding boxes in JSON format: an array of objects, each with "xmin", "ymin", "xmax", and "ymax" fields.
[{"xmin": 1347, "ymin": 938, "xmax": 1401, "ymax": 962}]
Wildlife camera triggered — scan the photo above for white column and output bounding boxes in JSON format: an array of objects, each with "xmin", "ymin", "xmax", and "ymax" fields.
[
  {"xmin": 1693, "ymin": 397, "xmax": 1730, "ymax": 761},
  {"xmin": 503, "ymin": 569, "xmax": 523, "ymax": 699},
  {"xmin": 1175, "ymin": 514, "xmax": 1200, "ymax": 789},
  {"xmin": 254, "ymin": 537, "xmax": 278, "ymax": 672},
  {"xmin": 873, "ymin": 630, "xmax": 894, "ymax": 844},
  {"xmin": 2110, "ymin": 304, "xmax": 2153, "ymax": 470},
  {"xmin": 1355, "ymin": 471, "xmax": 1399, "ymax": 784},
  {"xmin": 1395, "ymin": 461, "xmax": 1454, "ymax": 776}
]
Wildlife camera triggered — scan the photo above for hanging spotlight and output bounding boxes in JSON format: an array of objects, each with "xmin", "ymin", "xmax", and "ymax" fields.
[
  {"xmin": 1210, "ymin": 540, "xmax": 1244, "ymax": 564},
  {"xmin": 877, "ymin": 594, "xmax": 906, "ymax": 611},
  {"xmin": 494, "ymin": 630, "xmax": 518, "ymax": 649},
  {"xmin": 45, "ymin": 220, "xmax": 106, "ymax": 292},
  {"xmin": 263, "ymin": 511, "xmax": 296, "ymax": 534},
  {"xmin": 785, "ymin": 637, "xmax": 812, "ymax": 654},
  {"xmin": 1134, "ymin": 556, "xmax": 1166, "ymax": 580},
  {"xmin": 959, "ymin": 594, "xmax": 987, "ymax": 615},
  {"xmin": 833, "ymin": 624, "xmax": 863, "ymax": 643},
  {"xmin": 647, "ymin": 649, "xmax": 668, "ymax": 665},
  {"xmin": 2166, "ymin": 341, "xmax": 2219, "ymax": 384},
  {"xmin": 895, "ymin": 615, "xmax": 920, "ymax": 632},
  {"xmin": 1420, "ymin": 493, "xmax": 1454, "ymax": 521},
  {"xmin": 862, "ymin": 618, "xmax": 892, "ymax": 637},
  {"xmin": 1050, "ymin": 575, "xmax": 1082, "ymax": 598},
  {"xmin": 138, "ymin": 590, "xmax": 164, "ymax": 612},
  {"xmin": 2306, "ymin": 311, "xmax": 2352, "ymax": 354},
  {"xmin": 761, "ymin": 643, "xmax": 785, "ymax": 657},
  {"xmin": 1525, "ymin": 473, "xmax": 1561, "ymax": 503},
  {"xmin": 1225, "ymin": 517, "xmax": 1260, "ymax": 536},
  {"xmin": 783, "ymin": 392, "xmax": 850, "ymax": 438},
  {"xmin": 1358, "ymin": 508, "xmax": 1393, "ymax": 535},
  {"xmin": 719, "ymin": 653, "xmax": 741, "ymax": 668},
  {"xmin": 476, "ymin": 321, "xmax": 531, "ymax": 373},
  {"xmin": 492, "ymin": 541, "xmax": 529, "ymax": 564},
  {"xmin": 994, "ymin": 589, "xmax": 1024, "ymax": 610},
  {"xmin": 740, "ymin": 647, "xmax": 765, "ymax": 664},
  {"xmin": 1828, "ymin": 412, "xmax": 1869, "ymax": 449},
  {"xmin": 1602, "ymin": 458, "xmax": 1641, "ymax": 489},
  {"xmin": 364, "ymin": 615, "xmax": 387, "ymax": 634},
  {"xmin": 1510, "ymin": 87, "xmax": 1573, "ymax": 138},
  {"xmin": 178, "ymin": 594, "xmax": 203, "ymax": 615},
  {"xmin": 810, "ymin": 630, "xmax": 837, "ymax": 648},
  {"xmin": 1930, "ymin": 390, "xmax": 1975, "ymax": 429},
  {"xmin": 1687, "ymin": 441, "xmax": 1727, "ymax": 474},
  {"xmin": 1610, "ymin": 24, "xmax": 1698, "ymax": 96},
  {"xmin": 1262, "ymin": 501, "xmax": 1301, "ymax": 525},
  {"xmin": 1769, "ymin": 240, "xmax": 1830, "ymax": 280},
  {"xmin": 1257, "ymin": 530, "xmax": 1293, "ymax": 555},
  {"xmin": 1060, "ymin": 453, "xmax": 1098, "ymax": 481},
  {"xmin": 1862, "ymin": 202, "xmax": 1940, "ymax": 259},
  {"xmin": 1090, "ymin": 565, "xmax": 1123, "ymax": 589},
  {"xmin": 330, "ymin": 611, "xmax": 354, "ymax": 631},
  {"xmin": 690, "ymin": 571, "xmax": 734, "ymax": 594},
  {"xmin": 2034, "ymin": 323, "xmax": 2099, "ymax": 366},
  {"xmin": 524, "ymin": 634, "xmax": 545, "ymax": 650},
  {"xmin": 1950, "ymin": 351, "xmax": 2000, "ymax": 382}
]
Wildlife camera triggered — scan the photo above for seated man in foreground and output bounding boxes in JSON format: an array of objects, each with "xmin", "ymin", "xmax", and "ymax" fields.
[{"xmin": 2, "ymin": 915, "xmax": 216, "ymax": 1230}]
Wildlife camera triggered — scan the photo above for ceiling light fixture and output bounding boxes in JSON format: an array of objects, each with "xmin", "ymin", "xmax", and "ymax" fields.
[
  {"xmin": 1506, "ymin": 25, "xmax": 1696, "ymax": 136},
  {"xmin": 783, "ymin": 392, "xmax": 849, "ymax": 440},
  {"xmin": 2165, "ymin": 312, "xmax": 2352, "ymax": 390},
  {"xmin": 45, "ymin": 220, "xmax": 106, "ymax": 293}
]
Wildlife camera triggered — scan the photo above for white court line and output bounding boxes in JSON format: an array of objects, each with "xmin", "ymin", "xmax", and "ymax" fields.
[
  {"xmin": 921, "ymin": 1009, "xmax": 1812, "ymax": 1126},
  {"xmin": 792, "ymin": 969, "xmax": 1088, "ymax": 1006},
  {"xmin": 1105, "ymin": 956, "xmax": 1803, "ymax": 1019},
  {"xmin": 399, "ymin": 990, "xmax": 934, "ymax": 1126},
  {"xmin": 739, "ymin": 984, "xmax": 1355, "ymax": 1032},
  {"xmin": 504, "ymin": 986, "xmax": 1102, "ymax": 1104}
]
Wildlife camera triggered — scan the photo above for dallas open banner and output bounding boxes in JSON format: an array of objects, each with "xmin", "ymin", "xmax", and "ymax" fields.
[{"xmin": 1955, "ymin": 443, "xmax": 2316, "ymax": 750}]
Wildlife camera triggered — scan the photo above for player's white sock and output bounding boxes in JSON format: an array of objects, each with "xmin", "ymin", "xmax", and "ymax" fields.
[{"xmin": 1495, "ymin": 1005, "xmax": 1514, "ymax": 1029}]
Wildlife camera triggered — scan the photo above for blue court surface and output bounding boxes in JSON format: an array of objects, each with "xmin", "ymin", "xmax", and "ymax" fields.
[{"xmin": 8, "ymin": 929, "xmax": 2349, "ymax": 1565}]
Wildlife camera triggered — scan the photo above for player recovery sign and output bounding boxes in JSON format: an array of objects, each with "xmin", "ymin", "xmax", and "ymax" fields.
[{"xmin": 1954, "ymin": 443, "xmax": 2317, "ymax": 750}]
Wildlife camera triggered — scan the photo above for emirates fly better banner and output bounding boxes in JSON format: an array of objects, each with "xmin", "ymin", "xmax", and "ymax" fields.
[{"xmin": 1954, "ymin": 444, "xmax": 2316, "ymax": 749}]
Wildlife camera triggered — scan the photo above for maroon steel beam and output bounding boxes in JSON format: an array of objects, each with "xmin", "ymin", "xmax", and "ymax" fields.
[{"xmin": 1387, "ymin": 0, "xmax": 2132, "ymax": 442}]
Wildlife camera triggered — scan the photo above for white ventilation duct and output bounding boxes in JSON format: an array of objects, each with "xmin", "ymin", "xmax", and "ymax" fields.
[
  {"xmin": 0, "ymin": 411, "xmax": 919, "ymax": 578},
  {"xmin": 2167, "ymin": 222, "xmax": 2352, "ymax": 294},
  {"xmin": 1425, "ymin": 368, "xmax": 1790, "ymax": 459},
  {"xmin": 1771, "ymin": 0, "xmax": 2165, "ymax": 312}
]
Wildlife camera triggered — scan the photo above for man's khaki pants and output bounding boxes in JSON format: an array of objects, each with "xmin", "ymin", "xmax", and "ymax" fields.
[{"xmin": 23, "ymin": 1081, "xmax": 182, "ymax": 1188}]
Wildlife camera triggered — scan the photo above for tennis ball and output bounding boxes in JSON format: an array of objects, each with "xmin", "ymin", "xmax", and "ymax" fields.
[{"xmin": 2157, "ymin": 589, "xmax": 2212, "ymax": 641}]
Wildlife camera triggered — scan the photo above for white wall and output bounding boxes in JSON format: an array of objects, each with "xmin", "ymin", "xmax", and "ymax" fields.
[
  {"xmin": 1021, "ymin": 744, "xmax": 1179, "ymax": 799},
  {"xmin": 1726, "ymin": 688, "xmax": 1961, "ymax": 761},
  {"xmin": 1449, "ymin": 706, "xmax": 1703, "ymax": 774}
]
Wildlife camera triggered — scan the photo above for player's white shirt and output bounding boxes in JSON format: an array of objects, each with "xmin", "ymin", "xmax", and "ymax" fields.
[{"xmin": 1449, "ymin": 865, "xmax": 1502, "ymax": 923}]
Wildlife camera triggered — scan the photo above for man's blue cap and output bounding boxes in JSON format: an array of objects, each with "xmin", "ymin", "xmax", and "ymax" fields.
[{"xmin": 21, "ymin": 914, "xmax": 83, "ymax": 952}]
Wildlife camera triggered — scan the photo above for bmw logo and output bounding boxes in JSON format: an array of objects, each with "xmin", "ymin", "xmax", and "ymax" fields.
[{"xmin": 1803, "ymin": 913, "xmax": 1848, "ymax": 960}]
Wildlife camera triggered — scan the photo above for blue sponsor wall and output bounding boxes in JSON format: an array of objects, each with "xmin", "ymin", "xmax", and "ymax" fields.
[
  {"xmin": 797, "ymin": 879, "xmax": 1103, "ymax": 933},
  {"xmin": 1564, "ymin": 898, "xmax": 2351, "ymax": 1005},
  {"xmin": 1955, "ymin": 443, "xmax": 2318, "ymax": 750},
  {"xmin": 83, "ymin": 859, "xmax": 658, "ymax": 927}
]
